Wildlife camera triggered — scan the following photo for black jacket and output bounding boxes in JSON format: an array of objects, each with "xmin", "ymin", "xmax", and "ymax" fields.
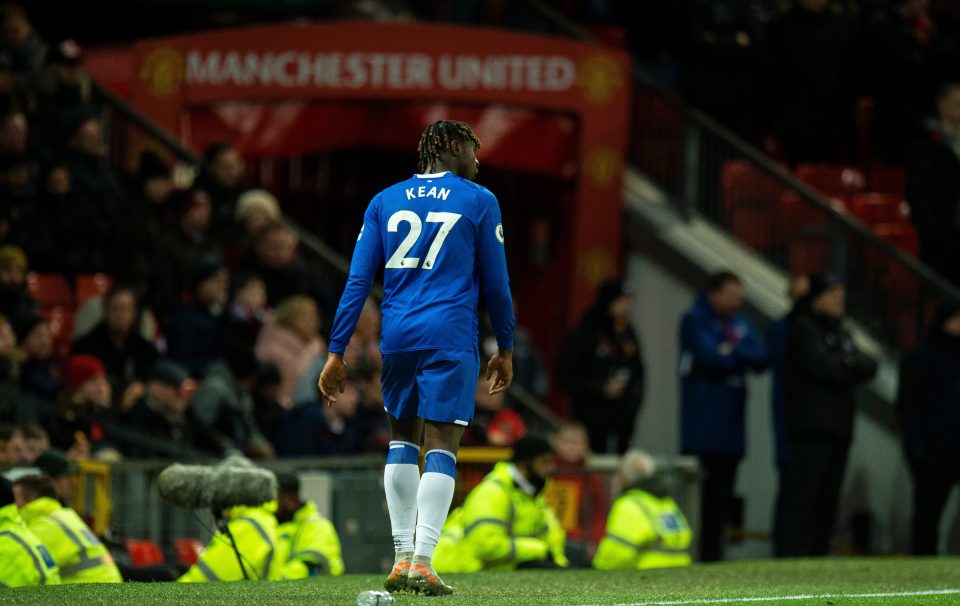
[
  {"xmin": 122, "ymin": 395, "xmax": 226, "ymax": 459},
  {"xmin": 73, "ymin": 322, "xmax": 159, "ymax": 399},
  {"xmin": 785, "ymin": 310, "xmax": 877, "ymax": 441}
]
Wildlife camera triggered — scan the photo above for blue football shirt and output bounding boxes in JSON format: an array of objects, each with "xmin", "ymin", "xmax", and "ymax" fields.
[{"xmin": 328, "ymin": 171, "xmax": 515, "ymax": 355}]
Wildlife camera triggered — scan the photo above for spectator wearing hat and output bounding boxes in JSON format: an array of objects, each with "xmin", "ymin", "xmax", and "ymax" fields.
[
  {"xmin": 679, "ymin": 271, "xmax": 767, "ymax": 562},
  {"xmin": 0, "ymin": 244, "xmax": 33, "ymax": 318},
  {"xmin": 49, "ymin": 354, "xmax": 117, "ymax": 460},
  {"xmin": 776, "ymin": 274, "xmax": 877, "ymax": 557},
  {"xmin": 12, "ymin": 310, "xmax": 55, "ymax": 400},
  {"xmin": 122, "ymin": 359, "xmax": 227, "ymax": 459},
  {"xmin": 558, "ymin": 278, "xmax": 645, "ymax": 454},
  {"xmin": 153, "ymin": 187, "xmax": 222, "ymax": 316},
  {"xmin": 73, "ymin": 284, "xmax": 159, "ymax": 411},
  {"xmin": 433, "ymin": 435, "xmax": 567, "ymax": 573},
  {"xmin": 897, "ymin": 303, "xmax": 960, "ymax": 555},
  {"xmin": 192, "ymin": 348, "xmax": 273, "ymax": 459},
  {"xmin": 167, "ymin": 256, "xmax": 229, "ymax": 378},
  {"xmin": 32, "ymin": 448, "xmax": 76, "ymax": 504},
  {"xmin": 275, "ymin": 472, "xmax": 344, "ymax": 578}
]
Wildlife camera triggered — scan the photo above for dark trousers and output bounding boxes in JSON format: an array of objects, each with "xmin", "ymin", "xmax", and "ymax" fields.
[
  {"xmin": 775, "ymin": 438, "xmax": 850, "ymax": 557},
  {"xmin": 697, "ymin": 454, "xmax": 741, "ymax": 562},
  {"xmin": 910, "ymin": 462, "xmax": 960, "ymax": 555},
  {"xmin": 574, "ymin": 399, "xmax": 641, "ymax": 455}
]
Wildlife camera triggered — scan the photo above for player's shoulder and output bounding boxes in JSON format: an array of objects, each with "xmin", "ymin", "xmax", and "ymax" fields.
[{"xmin": 456, "ymin": 177, "xmax": 497, "ymax": 200}]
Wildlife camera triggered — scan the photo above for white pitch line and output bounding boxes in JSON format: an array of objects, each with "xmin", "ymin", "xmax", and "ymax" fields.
[{"xmin": 574, "ymin": 587, "xmax": 960, "ymax": 606}]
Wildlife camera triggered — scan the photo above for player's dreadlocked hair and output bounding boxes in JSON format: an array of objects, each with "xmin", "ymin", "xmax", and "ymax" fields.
[{"xmin": 417, "ymin": 120, "xmax": 481, "ymax": 173}]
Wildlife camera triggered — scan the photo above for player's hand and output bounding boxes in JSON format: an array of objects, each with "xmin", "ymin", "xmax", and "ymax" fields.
[
  {"xmin": 318, "ymin": 353, "xmax": 347, "ymax": 406},
  {"xmin": 485, "ymin": 350, "xmax": 513, "ymax": 395}
]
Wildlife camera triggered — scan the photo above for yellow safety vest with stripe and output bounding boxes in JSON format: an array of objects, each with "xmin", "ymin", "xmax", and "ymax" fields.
[
  {"xmin": 0, "ymin": 503, "xmax": 61, "ymax": 588},
  {"xmin": 179, "ymin": 504, "xmax": 286, "ymax": 583},
  {"xmin": 19, "ymin": 497, "xmax": 121, "ymax": 584},
  {"xmin": 592, "ymin": 488, "xmax": 692, "ymax": 570},
  {"xmin": 434, "ymin": 462, "xmax": 568, "ymax": 573},
  {"xmin": 278, "ymin": 500, "xmax": 344, "ymax": 578}
]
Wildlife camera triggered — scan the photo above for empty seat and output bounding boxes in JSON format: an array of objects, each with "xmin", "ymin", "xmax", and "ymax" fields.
[
  {"xmin": 721, "ymin": 160, "xmax": 785, "ymax": 210},
  {"xmin": 867, "ymin": 164, "xmax": 906, "ymax": 194},
  {"xmin": 76, "ymin": 273, "xmax": 113, "ymax": 307},
  {"xmin": 849, "ymin": 193, "xmax": 909, "ymax": 226},
  {"xmin": 125, "ymin": 539, "xmax": 165, "ymax": 567},
  {"xmin": 873, "ymin": 223, "xmax": 919, "ymax": 257},
  {"xmin": 795, "ymin": 164, "xmax": 866, "ymax": 197},
  {"xmin": 26, "ymin": 273, "xmax": 73, "ymax": 308},
  {"xmin": 174, "ymin": 538, "xmax": 205, "ymax": 566}
]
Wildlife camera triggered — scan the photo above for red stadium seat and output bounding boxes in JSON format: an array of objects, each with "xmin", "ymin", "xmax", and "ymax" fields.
[
  {"xmin": 126, "ymin": 539, "xmax": 165, "ymax": 567},
  {"xmin": 849, "ymin": 194, "xmax": 909, "ymax": 226},
  {"xmin": 76, "ymin": 273, "xmax": 113, "ymax": 306},
  {"xmin": 721, "ymin": 160, "xmax": 785, "ymax": 210},
  {"xmin": 779, "ymin": 191, "xmax": 847, "ymax": 231},
  {"xmin": 867, "ymin": 164, "xmax": 906, "ymax": 195},
  {"xmin": 795, "ymin": 164, "xmax": 866, "ymax": 197},
  {"xmin": 873, "ymin": 223, "xmax": 919, "ymax": 257},
  {"xmin": 174, "ymin": 538, "xmax": 205, "ymax": 566},
  {"xmin": 26, "ymin": 273, "xmax": 73, "ymax": 308}
]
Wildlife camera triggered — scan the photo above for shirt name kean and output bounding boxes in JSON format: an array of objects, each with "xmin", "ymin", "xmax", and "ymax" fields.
[{"xmin": 405, "ymin": 186, "xmax": 451, "ymax": 201}]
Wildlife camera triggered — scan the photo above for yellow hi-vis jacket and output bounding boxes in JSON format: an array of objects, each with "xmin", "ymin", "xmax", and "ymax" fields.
[
  {"xmin": 592, "ymin": 487, "xmax": 692, "ymax": 570},
  {"xmin": 0, "ymin": 503, "xmax": 61, "ymax": 588},
  {"xmin": 278, "ymin": 500, "xmax": 344, "ymax": 578},
  {"xmin": 179, "ymin": 503, "xmax": 286, "ymax": 582},
  {"xmin": 19, "ymin": 497, "xmax": 121, "ymax": 584},
  {"xmin": 434, "ymin": 462, "xmax": 568, "ymax": 573}
]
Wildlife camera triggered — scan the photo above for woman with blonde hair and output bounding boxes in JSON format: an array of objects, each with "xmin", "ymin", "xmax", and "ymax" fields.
[{"xmin": 255, "ymin": 295, "xmax": 324, "ymax": 408}]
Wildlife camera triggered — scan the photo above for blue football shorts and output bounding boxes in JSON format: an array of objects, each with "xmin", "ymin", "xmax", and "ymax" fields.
[{"xmin": 380, "ymin": 348, "xmax": 481, "ymax": 426}]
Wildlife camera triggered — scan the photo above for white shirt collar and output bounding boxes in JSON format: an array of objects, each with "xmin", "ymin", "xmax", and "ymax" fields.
[
  {"xmin": 415, "ymin": 171, "xmax": 450, "ymax": 179},
  {"xmin": 508, "ymin": 464, "xmax": 537, "ymax": 497}
]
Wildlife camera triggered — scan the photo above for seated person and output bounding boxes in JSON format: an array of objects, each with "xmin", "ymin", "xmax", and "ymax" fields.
[
  {"xmin": 14, "ymin": 474, "xmax": 122, "ymax": 583},
  {"xmin": 0, "ymin": 477, "xmax": 60, "ymax": 587},
  {"xmin": 592, "ymin": 450, "xmax": 692, "ymax": 570},
  {"xmin": 432, "ymin": 436, "xmax": 567, "ymax": 574},
  {"xmin": 275, "ymin": 472, "xmax": 344, "ymax": 578}
]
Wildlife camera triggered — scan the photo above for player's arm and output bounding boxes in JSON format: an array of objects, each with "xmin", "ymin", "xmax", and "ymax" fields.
[
  {"xmin": 320, "ymin": 197, "xmax": 385, "ymax": 403},
  {"xmin": 476, "ymin": 192, "xmax": 516, "ymax": 394}
]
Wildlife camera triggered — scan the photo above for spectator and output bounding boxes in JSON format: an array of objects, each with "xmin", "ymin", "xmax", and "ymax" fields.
[
  {"xmin": 776, "ymin": 274, "xmax": 877, "ymax": 557},
  {"xmin": 463, "ymin": 369, "xmax": 527, "ymax": 447},
  {"xmin": 0, "ymin": 244, "xmax": 32, "ymax": 318},
  {"xmin": 0, "ymin": 53, "xmax": 33, "ymax": 117},
  {"xmin": 122, "ymin": 359, "xmax": 226, "ymax": 459},
  {"xmin": 897, "ymin": 303, "xmax": 960, "ymax": 555},
  {"xmin": 432, "ymin": 436, "xmax": 567, "ymax": 573},
  {"xmin": 275, "ymin": 472, "xmax": 345, "ymax": 578},
  {"xmin": 30, "ymin": 38, "xmax": 91, "ymax": 156},
  {"xmin": 224, "ymin": 272, "xmax": 268, "ymax": 355},
  {"xmin": 57, "ymin": 115, "xmax": 119, "ymax": 273},
  {"xmin": 2, "ymin": 422, "xmax": 26, "ymax": 465},
  {"xmin": 0, "ymin": 4, "xmax": 45, "ymax": 82},
  {"xmin": 769, "ymin": 0, "xmax": 859, "ymax": 163},
  {"xmin": 273, "ymin": 379, "xmax": 366, "ymax": 456},
  {"xmin": 191, "ymin": 349, "xmax": 273, "ymax": 459},
  {"xmin": 32, "ymin": 448, "xmax": 76, "ymax": 504},
  {"xmin": 0, "ymin": 110, "xmax": 26, "ymax": 156},
  {"xmin": 0, "ymin": 476, "xmax": 61, "ymax": 588},
  {"xmin": 20, "ymin": 423, "xmax": 46, "ymax": 460},
  {"xmin": 153, "ymin": 187, "xmax": 221, "ymax": 315},
  {"xmin": 49, "ymin": 354, "xmax": 118, "ymax": 460},
  {"xmin": 680, "ymin": 271, "xmax": 767, "ymax": 562},
  {"xmin": 908, "ymin": 80, "xmax": 960, "ymax": 285},
  {"xmin": 0, "ymin": 311, "xmax": 14, "ymax": 384},
  {"xmin": 195, "ymin": 141, "xmax": 248, "ymax": 234},
  {"xmin": 251, "ymin": 362, "xmax": 283, "ymax": 447},
  {"xmin": 481, "ymin": 311, "xmax": 547, "ymax": 402},
  {"xmin": 73, "ymin": 284, "xmax": 159, "ymax": 412},
  {"xmin": 14, "ymin": 473, "xmax": 122, "ymax": 583},
  {"xmin": 558, "ymin": 278, "xmax": 645, "ymax": 454},
  {"xmin": 255, "ymin": 295, "xmax": 324, "ymax": 408},
  {"xmin": 113, "ymin": 151, "xmax": 174, "ymax": 281},
  {"xmin": 227, "ymin": 188, "xmax": 280, "ymax": 264},
  {"xmin": 12, "ymin": 311, "xmax": 56, "ymax": 400},
  {"xmin": 166, "ymin": 256, "xmax": 228, "ymax": 378},
  {"xmin": 250, "ymin": 221, "xmax": 332, "ymax": 311}
]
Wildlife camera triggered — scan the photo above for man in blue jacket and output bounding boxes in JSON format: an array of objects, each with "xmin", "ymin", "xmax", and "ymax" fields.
[{"xmin": 679, "ymin": 271, "xmax": 767, "ymax": 561}]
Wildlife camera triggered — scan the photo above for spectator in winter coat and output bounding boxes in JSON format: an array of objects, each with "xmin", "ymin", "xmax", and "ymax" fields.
[
  {"xmin": 558, "ymin": 279, "xmax": 645, "ymax": 454},
  {"xmin": 49, "ymin": 354, "xmax": 118, "ymax": 460},
  {"xmin": 776, "ymin": 274, "xmax": 877, "ymax": 557},
  {"xmin": 166, "ymin": 256, "xmax": 228, "ymax": 378},
  {"xmin": 679, "ymin": 270, "xmax": 767, "ymax": 562},
  {"xmin": 897, "ymin": 303, "xmax": 960, "ymax": 555},
  {"xmin": 254, "ymin": 295, "xmax": 324, "ymax": 409},
  {"xmin": 73, "ymin": 284, "xmax": 159, "ymax": 412},
  {"xmin": 249, "ymin": 221, "xmax": 333, "ymax": 315},
  {"xmin": 194, "ymin": 142, "xmax": 248, "ymax": 237},
  {"xmin": 12, "ymin": 311, "xmax": 56, "ymax": 401}
]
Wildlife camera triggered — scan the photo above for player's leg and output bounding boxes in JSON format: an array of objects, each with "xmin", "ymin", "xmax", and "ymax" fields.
[
  {"xmin": 381, "ymin": 353, "xmax": 424, "ymax": 592},
  {"xmin": 407, "ymin": 349, "xmax": 479, "ymax": 596}
]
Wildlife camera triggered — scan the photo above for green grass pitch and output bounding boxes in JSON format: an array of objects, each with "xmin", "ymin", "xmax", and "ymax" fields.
[{"xmin": 5, "ymin": 558, "xmax": 960, "ymax": 605}]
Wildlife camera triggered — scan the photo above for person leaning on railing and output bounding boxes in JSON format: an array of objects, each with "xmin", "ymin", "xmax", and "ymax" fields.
[{"xmin": 592, "ymin": 451, "xmax": 691, "ymax": 571}]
